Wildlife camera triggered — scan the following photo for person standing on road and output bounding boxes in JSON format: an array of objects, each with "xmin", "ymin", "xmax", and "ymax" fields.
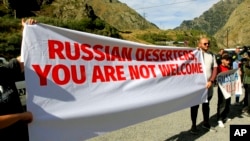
[
  {"xmin": 0, "ymin": 18, "xmax": 36, "ymax": 141},
  {"xmin": 241, "ymin": 52, "xmax": 250, "ymax": 117},
  {"xmin": 217, "ymin": 54, "xmax": 232, "ymax": 128},
  {"xmin": 232, "ymin": 54, "xmax": 242, "ymax": 104},
  {"xmin": 190, "ymin": 37, "xmax": 218, "ymax": 134}
]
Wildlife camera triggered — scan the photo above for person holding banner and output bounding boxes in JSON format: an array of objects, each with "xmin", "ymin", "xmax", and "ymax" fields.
[
  {"xmin": 190, "ymin": 37, "xmax": 218, "ymax": 134},
  {"xmin": 0, "ymin": 56, "xmax": 33, "ymax": 140},
  {"xmin": 0, "ymin": 19, "xmax": 36, "ymax": 141},
  {"xmin": 217, "ymin": 54, "xmax": 232, "ymax": 128}
]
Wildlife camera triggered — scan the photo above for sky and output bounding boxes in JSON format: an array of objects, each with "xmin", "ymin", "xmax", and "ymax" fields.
[{"xmin": 119, "ymin": 0, "xmax": 221, "ymax": 30}]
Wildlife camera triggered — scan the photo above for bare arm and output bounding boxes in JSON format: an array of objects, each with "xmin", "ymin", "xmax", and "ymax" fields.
[
  {"xmin": 16, "ymin": 56, "xmax": 24, "ymax": 72},
  {"xmin": 209, "ymin": 67, "xmax": 218, "ymax": 82},
  {"xmin": 0, "ymin": 111, "xmax": 33, "ymax": 129}
]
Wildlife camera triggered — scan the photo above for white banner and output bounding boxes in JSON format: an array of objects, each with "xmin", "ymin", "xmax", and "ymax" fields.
[
  {"xmin": 217, "ymin": 69, "xmax": 242, "ymax": 99},
  {"xmin": 21, "ymin": 23, "xmax": 207, "ymax": 141}
]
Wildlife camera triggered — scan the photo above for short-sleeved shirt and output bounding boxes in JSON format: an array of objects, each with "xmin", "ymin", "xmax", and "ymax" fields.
[
  {"xmin": 0, "ymin": 58, "xmax": 29, "ymax": 140},
  {"xmin": 202, "ymin": 51, "xmax": 217, "ymax": 99},
  {"xmin": 203, "ymin": 51, "xmax": 218, "ymax": 80}
]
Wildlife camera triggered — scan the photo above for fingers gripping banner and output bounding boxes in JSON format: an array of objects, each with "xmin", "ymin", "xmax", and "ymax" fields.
[{"xmin": 21, "ymin": 23, "xmax": 207, "ymax": 141}]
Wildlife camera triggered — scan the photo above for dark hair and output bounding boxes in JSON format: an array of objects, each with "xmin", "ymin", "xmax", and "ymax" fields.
[{"xmin": 221, "ymin": 54, "xmax": 231, "ymax": 60}]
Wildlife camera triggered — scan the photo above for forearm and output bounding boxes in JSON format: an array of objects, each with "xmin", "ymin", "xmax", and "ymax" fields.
[
  {"xmin": 0, "ymin": 111, "xmax": 32, "ymax": 129},
  {"xmin": 0, "ymin": 113, "xmax": 23, "ymax": 129},
  {"xmin": 209, "ymin": 67, "xmax": 218, "ymax": 82},
  {"xmin": 16, "ymin": 56, "xmax": 24, "ymax": 72}
]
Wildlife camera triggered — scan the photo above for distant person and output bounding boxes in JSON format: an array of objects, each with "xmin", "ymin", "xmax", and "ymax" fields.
[
  {"xmin": 190, "ymin": 37, "xmax": 218, "ymax": 134},
  {"xmin": 216, "ymin": 49, "xmax": 224, "ymax": 66},
  {"xmin": 235, "ymin": 47, "xmax": 242, "ymax": 61},
  {"xmin": 239, "ymin": 46, "xmax": 248, "ymax": 56},
  {"xmin": 215, "ymin": 49, "xmax": 225, "ymax": 86},
  {"xmin": 231, "ymin": 47, "xmax": 242, "ymax": 67},
  {"xmin": 241, "ymin": 52, "xmax": 250, "ymax": 117},
  {"xmin": 232, "ymin": 52, "xmax": 242, "ymax": 105},
  {"xmin": 217, "ymin": 54, "xmax": 232, "ymax": 128},
  {"xmin": 0, "ymin": 18, "xmax": 36, "ymax": 140}
]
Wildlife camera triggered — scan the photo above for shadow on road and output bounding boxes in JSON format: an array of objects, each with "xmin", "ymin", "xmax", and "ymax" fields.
[{"xmin": 164, "ymin": 103, "xmax": 244, "ymax": 141}]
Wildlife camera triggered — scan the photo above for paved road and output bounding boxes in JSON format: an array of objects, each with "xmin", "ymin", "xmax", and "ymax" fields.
[{"xmin": 88, "ymin": 86, "xmax": 250, "ymax": 141}]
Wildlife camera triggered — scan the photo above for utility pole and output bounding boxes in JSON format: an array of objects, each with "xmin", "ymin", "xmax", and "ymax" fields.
[
  {"xmin": 226, "ymin": 28, "xmax": 229, "ymax": 48},
  {"xmin": 14, "ymin": 9, "xmax": 16, "ymax": 19}
]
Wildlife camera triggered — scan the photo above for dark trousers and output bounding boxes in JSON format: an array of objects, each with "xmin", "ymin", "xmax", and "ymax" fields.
[
  {"xmin": 190, "ymin": 95, "xmax": 212, "ymax": 127},
  {"xmin": 243, "ymin": 84, "xmax": 250, "ymax": 107},
  {"xmin": 217, "ymin": 87, "xmax": 231, "ymax": 121}
]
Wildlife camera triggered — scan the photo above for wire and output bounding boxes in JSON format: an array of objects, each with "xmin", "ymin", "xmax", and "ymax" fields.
[
  {"xmin": 135, "ymin": 0, "xmax": 197, "ymax": 10},
  {"xmin": 135, "ymin": 0, "xmax": 218, "ymax": 10}
]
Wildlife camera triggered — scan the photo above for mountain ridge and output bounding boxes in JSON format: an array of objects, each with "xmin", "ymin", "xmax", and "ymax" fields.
[
  {"xmin": 35, "ymin": 0, "xmax": 159, "ymax": 31},
  {"xmin": 1, "ymin": 0, "xmax": 250, "ymax": 58},
  {"xmin": 214, "ymin": 0, "xmax": 250, "ymax": 48},
  {"xmin": 176, "ymin": 0, "xmax": 250, "ymax": 48}
]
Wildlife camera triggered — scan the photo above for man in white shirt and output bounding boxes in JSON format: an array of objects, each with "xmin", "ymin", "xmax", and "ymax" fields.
[{"xmin": 190, "ymin": 37, "xmax": 218, "ymax": 134}]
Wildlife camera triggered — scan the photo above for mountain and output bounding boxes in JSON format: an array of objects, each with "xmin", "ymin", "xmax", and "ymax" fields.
[
  {"xmin": 176, "ymin": 0, "xmax": 244, "ymax": 36},
  {"xmin": 0, "ymin": 0, "xmax": 159, "ymax": 59},
  {"xmin": 33, "ymin": 0, "xmax": 158, "ymax": 31},
  {"xmin": 2, "ymin": 0, "xmax": 250, "ymax": 56},
  {"xmin": 214, "ymin": 0, "xmax": 250, "ymax": 48},
  {"xmin": 85, "ymin": 0, "xmax": 158, "ymax": 31},
  {"xmin": 1, "ymin": 0, "xmax": 158, "ymax": 31}
]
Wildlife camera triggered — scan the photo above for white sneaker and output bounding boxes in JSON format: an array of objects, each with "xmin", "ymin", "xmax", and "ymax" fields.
[
  {"xmin": 218, "ymin": 120, "xmax": 225, "ymax": 128},
  {"xmin": 224, "ymin": 118, "xmax": 231, "ymax": 123}
]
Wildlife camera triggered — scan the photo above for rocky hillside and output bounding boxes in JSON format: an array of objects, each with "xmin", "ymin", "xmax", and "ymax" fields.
[
  {"xmin": 35, "ymin": 0, "xmax": 158, "ymax": 31},
  {"xmin": 0, "ymin": 0, "xmax": 160, "ymax": 59},
  {"xmin": 2, "ymin": 0, "xmax": 250, "ymax": 52},
  {"xmin": 1, "ymin": 0, "xmax": 158, "ymax": 31},
  {"xmin": 214, "ymin": 0, "xmax": 250, "ymax": 48},
  {"xmin": 176, "ymin": 0, "xmax": 244, "ymax": 36},
  {"xmin": 86, "ymin": 0, "xmax": 158, "ymax": 31},
  {"xmin": 175, "ymin": 0, "xmax": 250, "ymax": 48}
]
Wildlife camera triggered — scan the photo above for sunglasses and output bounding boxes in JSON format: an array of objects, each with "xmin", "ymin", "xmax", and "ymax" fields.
[{"xmin": 203, "ymin": 43, "xmax": 210, "ymax": 46}]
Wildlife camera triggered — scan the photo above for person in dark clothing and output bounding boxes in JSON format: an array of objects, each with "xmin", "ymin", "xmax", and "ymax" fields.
[
  {"xmin": 0, "ymin": 18, "xmax": 36, "ymax": 141},
  {"xmin": 0, "ymin": 57, "xmax": 33, "ymax": 140},
  {"xmin": 241, "ymin": 52, "xmax": 250, "ymax": 117},
  {"xmin": 217, "ymin": 54, "xmax": 232, "ymax": 128},
  {"xmin": 216, "ymin": 49, "xmax": 224, "ymax": 66}
]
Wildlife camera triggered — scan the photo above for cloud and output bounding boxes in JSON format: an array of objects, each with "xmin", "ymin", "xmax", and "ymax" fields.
[{"xmin": 119, "ymin": 0, "xmax": 220, "ymax": 29}]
